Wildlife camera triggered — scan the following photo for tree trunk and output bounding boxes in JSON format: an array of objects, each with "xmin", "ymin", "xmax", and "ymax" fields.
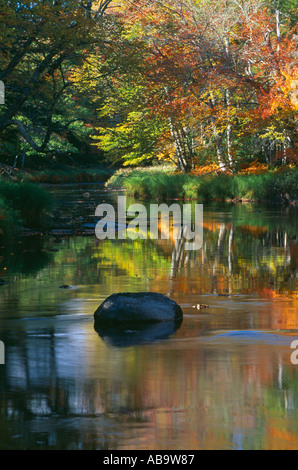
[
  {"xmin": 211, "ymin": 120, "xmax": 228, "ymax": 172},
  {"xmin": 10, "ymin": 120, "xmax": 52, "ymax": 153},
  {"xmin": 225, "ymin": 89, "xmax": 233, "ymax": 170},
  {"xmin": 169, "ymin": 118, "xmax": 191, "ymax": 173},
  {"xmin": 276, "ymin": 10, "xmax": 280, "ymax": 51},
  {"xmin": 226, "ymin": 123, "xmax": 233, "ymax": 169},
  {"xmin": 209, "ymin": 92, "xmax": 228, "ymax": 172}
]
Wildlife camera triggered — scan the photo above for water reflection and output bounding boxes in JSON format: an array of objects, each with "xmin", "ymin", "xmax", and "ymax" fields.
[
  {"xmin": 1, "ymin": 319, "xmax": 298, "ymax": 450},
  {"xmin": 95, "ymin": 319, "xmax": 183, "ymax": 347},
  {"xmin": 0, "ymin": 187, "xmax": 297, "ymax": 449}
]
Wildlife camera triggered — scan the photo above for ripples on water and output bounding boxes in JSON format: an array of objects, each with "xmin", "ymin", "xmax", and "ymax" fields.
[{"xmin": 0, "ymin": 184, "xmax": 297, "ymax": 450}]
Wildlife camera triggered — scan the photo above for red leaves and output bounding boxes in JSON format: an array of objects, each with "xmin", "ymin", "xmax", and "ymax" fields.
[{"xmin": 96, "ymin": 0, "xmax": 297, "ymax": 167}]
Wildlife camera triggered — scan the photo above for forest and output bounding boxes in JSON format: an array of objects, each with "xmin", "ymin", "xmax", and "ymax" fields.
[{"xmin": 0, "ymin": 0, "xmax": 297, "ymax": 172}]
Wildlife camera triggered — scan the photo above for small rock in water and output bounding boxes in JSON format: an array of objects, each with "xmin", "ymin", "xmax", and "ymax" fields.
[{"xmin": 192, "ymin": 304, "xmax": 209, "ymax": 310}]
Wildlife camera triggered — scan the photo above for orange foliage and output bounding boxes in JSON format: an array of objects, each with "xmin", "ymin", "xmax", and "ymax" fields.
[
  {"xmin": 203, "ymin": 220, "xmax": 230, "ymax": 232},
  {"xmin": 240, "ymin": 225, "xmax": 268, "ymax": 236},
  {"xmin": 238, "ymin": 161, "xmax": 268, "ymax": 174},
  {"xmin": 190, "ymin": 164, "xmax": 220, "ymax": 175},
  {"xmin": 190, "ymin": 162, "xmax": 271, "ymax": 175},
  {"xmin": 266, "ymin": 422, "xmax": 298, "ymax": 451},
  {"xmin": 119, "ymin": 1, "xmax": 297, "ymax": 169}
]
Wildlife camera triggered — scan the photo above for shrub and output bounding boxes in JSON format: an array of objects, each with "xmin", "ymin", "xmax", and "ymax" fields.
[
  {"xmin": 273, "ymin": 169, "xmax": 298, "ymax": 200},
  {"xmin": 0, "ymin": 180, "xmax": 53, "ymax": 228},
  {"xmin": 0, "ymin": 197, "xmax": 17, "ymax": 242}
]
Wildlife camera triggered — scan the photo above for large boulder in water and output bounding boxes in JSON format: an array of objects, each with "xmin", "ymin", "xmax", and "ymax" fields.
[{"xmin": 94, "ymin": 292, "xmax": 183, "ymax": 325}]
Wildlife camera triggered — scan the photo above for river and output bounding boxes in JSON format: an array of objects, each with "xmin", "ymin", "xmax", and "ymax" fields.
[{"xmin": 0, "ymin": 183, "xmax": 297, "ymax": 450}]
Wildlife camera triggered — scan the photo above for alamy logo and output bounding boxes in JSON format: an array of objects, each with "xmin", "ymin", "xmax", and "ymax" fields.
[
  {"xmin": 290, "ymin": 340, "xmax": 298, "ymax": 365},
  {"xmin": 95, "ymin": 196, "xmax": 203, "ymax": 251},
  {"xmin": 0, "ymin": 81, "xmax": 4, "ymax": 105},
  {"xmin": 0, "ymin": 341, "xmax": 4, "ymax": 364},
  {"xmin": 290, "ymin": 80, "xmax": 298, "ymax": 106}
]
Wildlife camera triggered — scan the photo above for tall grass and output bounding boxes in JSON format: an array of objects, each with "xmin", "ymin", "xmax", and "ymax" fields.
[
  {"xmin": 123, "ymin": 173, "xmax": 198, "ymax": 199},
  {"xmin": 106, "ymin": 165, "xmax": 176, "ymax": 189},
  {"xmin": 106, "ymin": 168, "xmax": 298, "ymax": 202},
  {"xmin": 0, "ymin": 180, "xmax": 53, "ymax": 230}
]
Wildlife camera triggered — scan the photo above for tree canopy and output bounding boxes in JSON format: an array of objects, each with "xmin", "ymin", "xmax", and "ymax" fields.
[{"xmin": 0, "ymin": 0, "xmax": 297, "ymax": 172}]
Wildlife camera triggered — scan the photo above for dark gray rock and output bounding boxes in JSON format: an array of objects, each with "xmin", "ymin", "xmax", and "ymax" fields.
[{"xmin": 94, "ymin": 292, "xmax": 183, "ymax": 325}]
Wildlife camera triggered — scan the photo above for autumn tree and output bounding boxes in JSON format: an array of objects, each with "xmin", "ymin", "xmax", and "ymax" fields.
[
  {"xmin": 0, "ymin": 0, "xmax": 115, "ymax": 163},
  {"xmin": 91, "ymin": 0, "xmax": 297, "ymax": 171}
]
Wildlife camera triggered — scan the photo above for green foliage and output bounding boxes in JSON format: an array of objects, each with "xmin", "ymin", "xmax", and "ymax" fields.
[
  {"xmin": 0, "ymin": 180, "xmax": 53, "ymax": 228},
  {"xmin": 94, "ymin": 111, "xmax": 165, "ymax": 166},
  {"xmin": 272, "ymin": 169, "xmax": 298, "ymax": 199},
  {"xmin": 266, "ymin": 0, "xmax": 298, "ymax": 25},
  {"xmin": 0, "ymin": 0, "xmax": 114, "ymax": 163},
  {"xmin": 90, "ymin": 45, "xmax": 166, "ymax": 167},
  {"xmin": 233, "ymin": 170, "xmax": 298, "ymax": 201},
  {"xmin": 0, "ymin": 197, "xmax": 17, "ymax": 242}
]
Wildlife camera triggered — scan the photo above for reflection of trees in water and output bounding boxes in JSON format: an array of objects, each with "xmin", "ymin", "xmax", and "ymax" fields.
[
  {"xmin": 1, "ymin": 197, "xmax": 297, "ymax": 449},
  {"xmin": 0, "ymin": 237, "xmax": 52, "ymax": 276},
  {"xmin": 0, "ymin": 329, "xmax": 109, "ymax": 449},
  {"xmin": 1, "ymin": 207, "xmax": 296, "ymax": 302},
  {"xmin": 167, "ymin": 216, "xmax": 297, "ymax": 296},
  {"xmin": 1, "ymin": 324, "xmax": 298, "ymax": 449},
  {"xmin": 0, "ymin": 323, "xmax": 164, "ymax": 449}
]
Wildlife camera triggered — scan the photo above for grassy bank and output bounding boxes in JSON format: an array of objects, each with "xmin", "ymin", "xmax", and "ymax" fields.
[
  {"xmin": 0, "ymin": 180, "xmax": 53, "ymax": 240},
  {"xmin": 106, "ymin": 167, "xmax": 298, "ymax": 203}
]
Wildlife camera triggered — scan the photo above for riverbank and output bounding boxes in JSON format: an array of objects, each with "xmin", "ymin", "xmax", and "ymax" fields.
[
  {"xmin": 106, "ymin": 167, "xmax": 298, "ymax": 204},
  {"xmin": 9, "ymin": 167, "xmax": 115, "ymax": 184},
  {"xmin": 1, "ymin": 165, "xmax": 297, "ymax": 242},
  {"xmin": 0, "ymin": 167, "xmax": 116, "ymax": 240}
]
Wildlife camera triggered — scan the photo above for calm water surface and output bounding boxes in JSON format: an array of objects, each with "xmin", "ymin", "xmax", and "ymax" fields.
[{"xmin": 0, "ymin": 184, "xmax": 297, "ymax": 450}]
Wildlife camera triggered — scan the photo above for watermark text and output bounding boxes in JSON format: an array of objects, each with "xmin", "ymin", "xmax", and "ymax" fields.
[
  {"xmin": 95, "ymin": 197, "xmax": 203, "ymax": 251},
  {"xmin": 290, "ymin": 340, "xmax": 298, "ymax": 365},
  {"xmin": 0, "ymin": 340, "xmax": 4, "ymax": 364},
  {"xmin": 0, "ymin": 81, "xmax": 5, "ymax": 105}
]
